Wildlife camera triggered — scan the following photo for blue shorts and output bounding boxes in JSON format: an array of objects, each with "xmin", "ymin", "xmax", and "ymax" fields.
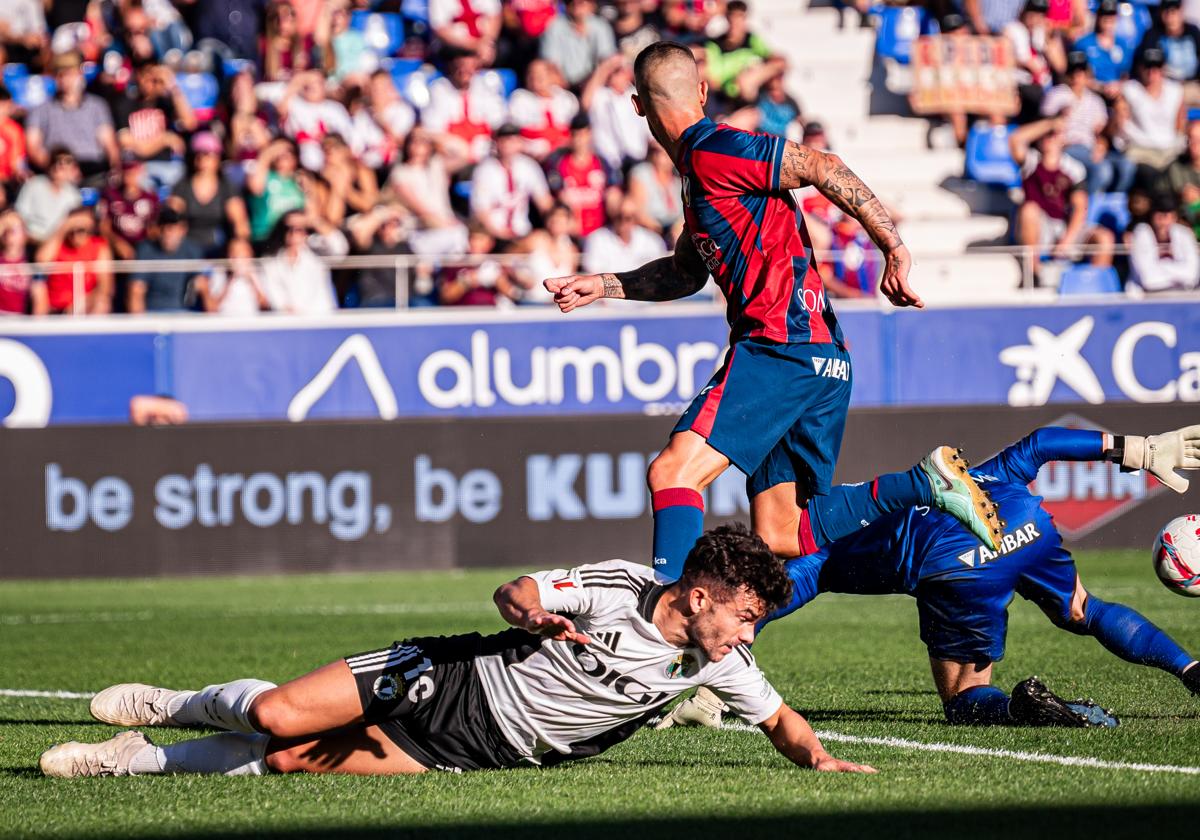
[{"xmin": 673, "ymin": 339, "xmax": 851, "ymax": 499}]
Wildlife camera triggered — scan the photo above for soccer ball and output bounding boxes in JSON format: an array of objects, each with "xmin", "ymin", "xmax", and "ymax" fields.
[{"xmin": 1152, "ymin": 515, "xmax": 1200, "ymax": 597}]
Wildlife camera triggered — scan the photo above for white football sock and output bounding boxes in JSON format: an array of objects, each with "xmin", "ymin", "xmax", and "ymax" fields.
[
  {"xmin": 170, "ymin": 679, "xmax": 276, "ymax": 733},
  {"xmin": 130, "ymin": 733, "xmax": 269, "ymax": 776}
]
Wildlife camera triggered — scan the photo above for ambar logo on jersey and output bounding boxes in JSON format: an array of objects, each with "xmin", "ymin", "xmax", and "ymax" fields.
[{"xmin": 1028, "ymin": 414, "xmax": 1164, "ymax": 539}]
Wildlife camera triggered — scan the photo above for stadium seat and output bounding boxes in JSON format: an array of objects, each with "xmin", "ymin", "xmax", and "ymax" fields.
[
  {"xmin": 178, "ymin": 72, "xmax": 219, "ymax": 122},
  {"xmin": 350, "ymin": 11, "xmax": 404, "ymax": 56},
  {"xmin": 1058, "ymin": 265, "xmax": 1122, "ymax": 295},
  {"xmin": 875, "ymin": 6, "xmax": 925, "ymax": 66},
  {"xmin": 482, "ymin": 68, "xmax": 518, "ymax": 99},
  {"xmin": 7, "ymin": 74, "xmax": 55, "ymax": 110},
  {"xmin": 222, "ymin": 58, "xmax": 256, "ymax": 79},
  {"xmin": 1086, "ymin": 192, "xmax": 1132, "ymax": 234},
  {"xmin": 2, "ymin": 63, "xmax": 29, "ymax": 89},
  {"xmin": 964, "ymin": 123, "xmax": 1020, "ymax": 188},
  {"xmin": 401, "ymin": 0, "xmax": 431, "ymax": 35},
  {"xmin": 394, "ymin": 68, "xmax": 436, "ymax": 109}
]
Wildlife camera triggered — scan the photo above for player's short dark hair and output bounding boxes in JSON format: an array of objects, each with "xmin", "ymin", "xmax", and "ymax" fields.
[
  {"xmin": 633, "ymin": 40, "xmax": 696, "ymax": 93},
  {"xmin": 678, "ymin": 523, "xmax": 792, "ymax": 613}
]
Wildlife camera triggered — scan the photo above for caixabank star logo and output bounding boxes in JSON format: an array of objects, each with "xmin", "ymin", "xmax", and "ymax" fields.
[{"xmin": 1028, "ymin": 414, "xmax": 1164, "ymax": 540}]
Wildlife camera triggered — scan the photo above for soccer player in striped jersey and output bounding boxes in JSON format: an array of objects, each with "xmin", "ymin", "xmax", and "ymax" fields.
[
  {"xmin": 545, "ymin": 41, "xmax": 1002, "ymax": 583},
  {"xmin": 42, "ymin": 525, "xmax": 877, "ymax": 778}
]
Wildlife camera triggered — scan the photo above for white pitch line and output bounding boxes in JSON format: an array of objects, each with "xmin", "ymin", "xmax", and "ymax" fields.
[
  {"xmin": 712, "ymin": 720, "xmax": 1200, "ymax": 775},
  {"xmin": 0, "ymin": 602, "xmax": 493, "ymax": 626},
  {"xmin": 0, "ymin": 689, "xmax": 95, "ymax": 699}
]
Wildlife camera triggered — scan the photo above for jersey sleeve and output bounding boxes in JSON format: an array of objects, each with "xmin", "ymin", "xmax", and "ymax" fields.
[
  {"xmin": 524, "ymin": 559, "xmax": 647, "ymax": 618},
  {"xmin": 975, "ymin": 427, "xmax": 1106, "ymax": 486},
  {"xmin": 692, "ymin": 129, "xmax": 786, "ymax": 196},
  {"xmin": 705, "ymin": 648, "xmax": 783, "ymax": 725}
]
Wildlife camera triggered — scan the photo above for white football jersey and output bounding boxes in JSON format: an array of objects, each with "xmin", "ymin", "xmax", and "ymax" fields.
[{"xmin": 474, "ymin": 560, "xmax": 782, "ymax": 764}]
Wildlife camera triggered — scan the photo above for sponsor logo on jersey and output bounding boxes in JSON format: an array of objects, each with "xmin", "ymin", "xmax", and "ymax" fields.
[
  {"xmin": 570, "ymin": 643, "xmax": 671, "ymax": 706},
  {"xmin": 665, "ymin": 653, "xmax": 698, "ymax": 679},
  {"xmin": 957, "ymin": 522, "xmax": 1042, "ymax": 568},
  {"xmin": 812, "ymin": 357, "xmax": 849, "ymax": 381},
  {"xmin": 1028, "ymin": 413, "xmax": 1164, "ymax": 539},
  {"xmin": 372, "ymin": 675, "xmax": 400, "ymax": 701}
]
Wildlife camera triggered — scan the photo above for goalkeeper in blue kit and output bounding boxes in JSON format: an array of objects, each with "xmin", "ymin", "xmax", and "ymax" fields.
[{"xmin": 660, "ymin": 424, "xmax": 1200, "ymax": 729}]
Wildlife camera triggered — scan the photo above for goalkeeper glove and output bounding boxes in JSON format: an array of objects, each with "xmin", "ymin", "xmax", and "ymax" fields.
[
  {"xmin": 654, "ymin": 686, "xmax": 727, "ymax": 730},
  {"xmin": 1116, "ymin": 425, "xmax": 1200, "ymax": 494}
]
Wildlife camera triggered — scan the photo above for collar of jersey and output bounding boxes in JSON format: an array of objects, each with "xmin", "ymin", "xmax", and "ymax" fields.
[{"xmin": 680, "ymin": 116, "xmax": 717, "ymax": 147}]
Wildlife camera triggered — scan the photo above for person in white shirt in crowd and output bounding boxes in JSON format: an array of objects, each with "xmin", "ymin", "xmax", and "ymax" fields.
[
  {"xmin": 261, "ymin": 209, "xmax": 347, "ymax": 315},
  {"xmin": 513, "ymin": 202, "xmax": 579, "ymax": 304},
  {"xmin": 1129, "ymin": 192, "xmax": 1200, "ymax": 292},
  {"xmin": 540, "ymin": 0, "xmax": 616, "ymax": 89},
  {"xmin": 508, "ymin": 59, "xmax": 579, "ymax": 160},
  {"xmin": 1042, "ymin": 50, "xmax": 1135, "ymax": 193},
  {"xmin": 14, "ymin": 147, "xmax": 82, "ymax": 244},
  {"xmin": 1118, "ymin": 47, "xmax": 1186, "ymax": 171},
  {"xmin": 422, "ymin": 47, "xmax": 509, "ymax": 171},
  {"xmin": 582, "ymin": 196, "xmax": 668, "ymax": 276},
  {"xmin": 200, "ymin": 238, "xmax": 270, "ymax": 316},
  {"xmin": 429, "ymin": 0, "xmax": 502, "ymax": 66},
  {"xmin": 365, "ymin": 69, "xmax": 416, "ymax": 167},
  {"xmin": 627, "ymin": 141, "xmax": 683, "ymax": 243},
  {"xmin": 1003, "ymin": 0, "xmax": 1065, "ymax": 122},
  {"xmin": 279, "ymin": 71, "xmax": 354, "ymax": 172},
  {"xmin": 470, "ymin": 123, "xmax": 553, "ymax": 245},
  {"xmin": 583, "ymin": 53, "xmax": 651, "ymax": 173},
  {"xmin": 387, "ymin": 127, "xmax": 470, "ymax": 257}
]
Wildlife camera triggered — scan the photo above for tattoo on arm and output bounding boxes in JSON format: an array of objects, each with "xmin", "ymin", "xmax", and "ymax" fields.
[{"xmin": 601, "ymin": 235, "xmax": 710, "ymax": 302}]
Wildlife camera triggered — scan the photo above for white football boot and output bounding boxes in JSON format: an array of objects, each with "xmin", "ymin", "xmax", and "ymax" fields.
[
  {"xmin": 90, "ymin": 683, "xmax": 191, "ymax": 727},
  {"xmin": 40, "ymin": 730, "xmax": 153, "ymax": 778}
]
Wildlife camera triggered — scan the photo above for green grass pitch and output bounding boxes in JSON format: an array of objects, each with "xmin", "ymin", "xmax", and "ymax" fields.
[{"xmin": 2, "ymin": 550, "xmax": 1198, "ymax": 839}]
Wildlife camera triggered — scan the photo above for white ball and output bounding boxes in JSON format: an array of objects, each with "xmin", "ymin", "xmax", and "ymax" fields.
[{"xmin": 1152, "ymin": 515, "xmax": 1200, "ymax": 597}]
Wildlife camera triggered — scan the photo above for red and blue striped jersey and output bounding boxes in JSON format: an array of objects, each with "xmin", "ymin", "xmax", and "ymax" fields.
[{"xmin": 677, "ymin": 117, "xmax": 843, "ymax": 345}]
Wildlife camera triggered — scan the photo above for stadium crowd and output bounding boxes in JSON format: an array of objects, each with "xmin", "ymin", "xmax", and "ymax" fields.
[{"xmin": 0, "ymin": 0, "xmax": 883, "ymax": 316}]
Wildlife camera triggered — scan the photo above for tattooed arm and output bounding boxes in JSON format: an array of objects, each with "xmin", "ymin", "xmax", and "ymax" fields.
[
  {"xmin": 779, "ymin": 141, "xmax": 922, "ymax": 308},
  {"xmin": 543, "ymin": 231, "xmax": 710, "ymax": 312}
]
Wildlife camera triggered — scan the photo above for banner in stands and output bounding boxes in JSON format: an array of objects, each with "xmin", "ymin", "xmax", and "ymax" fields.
[
  {"xmin": 1, "ymin": 402, "xmax": 1194, "ymax": 579},
  {"xmin": 1, "ymin": 299, "xmax": 1198, "ymax": 427},
  {"xmin": 911, "ymin": 35, "xmax": 1020, "ymax": 117}
]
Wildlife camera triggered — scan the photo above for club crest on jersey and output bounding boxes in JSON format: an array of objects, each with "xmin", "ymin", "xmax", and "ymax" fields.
[
  {"xmin": 957, "ymin": 522, "xmax": 1042, "ymax": 568},
  {"xmin": 372, "ymin": 674, "xmax": 401, "ymax": 701},
  {"xmin": 813, "ymin": 357, "xmax": 849, "ymax": 381},
  {"xmin": 665, "ymin": 653, "xmax": 698, "ymax": 679}
]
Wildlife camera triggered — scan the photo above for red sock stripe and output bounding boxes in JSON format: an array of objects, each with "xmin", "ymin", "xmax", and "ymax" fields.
[
  {"xmin": 652, "ymin": 488, "xmax": 705, "ymax": 513},
  {"xmin": 797, "ymin": 510, "xmax": 819, "ymax": 555}
]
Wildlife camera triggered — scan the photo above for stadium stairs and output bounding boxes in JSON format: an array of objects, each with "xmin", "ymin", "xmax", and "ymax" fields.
[{"xmin": 751, "ymin": 0, "xmax": 1035, "ymax": 304}]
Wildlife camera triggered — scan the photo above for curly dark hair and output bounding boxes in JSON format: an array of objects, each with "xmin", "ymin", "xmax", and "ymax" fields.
[{"xmin": 677, "ymin": 523, "xmax": 792, "ymax": 613}]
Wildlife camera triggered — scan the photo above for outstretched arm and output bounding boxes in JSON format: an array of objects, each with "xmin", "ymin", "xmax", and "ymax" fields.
[
  {"xmin": 544, "ymin": 229, "xmax": 709, "ymax": 312},
  {"xmin": 760, "ymin": 703, "xmax": 876, "ymax": 773},
  {"xmin": 778, "ymin": 142, "xmax": 920, "ymax": 308},
  {"xmin": 493, "ymin": 576, "xmax": 592, "ymax": 644}
]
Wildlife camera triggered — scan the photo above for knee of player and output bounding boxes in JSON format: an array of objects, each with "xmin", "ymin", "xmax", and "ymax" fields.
[
  {"xmin": 246, "ymin": 690, "xmax": 295, "ymax": 737},
  {"xmin": 647, "ymin": 451, "xmax": 683, "ymax": 491},
  {"xmin": 263, "ymin": 741, "xmax": 304, "ymax": 774}
]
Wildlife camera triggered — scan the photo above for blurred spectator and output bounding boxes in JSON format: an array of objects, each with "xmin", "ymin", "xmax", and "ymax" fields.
[
  {"xmin": 1118, "ymin": 48, "xmax": 1185, "ymax": 172},
  {"xmin": 513, "ymin": 202, "xmax": 578, "ymax": 303},
  {"xmin": 0, "ymin": 212, "xmax": 47, "ymax": 315},
  {"xmin": 15, "ymin": 147, "xmax": 81, "ymax": 243},
  {"xmin": 129, "ymin": 394, "xmax": 189, "ymax": 425},
  {"xmin": 1042, "ymin": 50, "xmax": 1134, "ymax": 193},
  {"xmin": 584, "ymin": 54, "xmax": 651, "ymax": 172},
  {"xmin": 111, "ymin": 5, "xmax": 159, "ymax": 69},
  {"xmin": 318, "ymin": 133, "xmax": 379, "ymax": 221},
  {"xmin": 541, "ymin": 0, "xmax": 616, "ymax": 89},
  {"xmin": 705, "ymin": 1, "xmax": 787, "ymax": 105},
  {"xmin": 1129, "ymin": 193, "xmax": 1200, "ymax": 292},
  {"xmin": 387, "ymin": 127, "xmax": 470, "ymax": 256},
  {"xmin": 185, "ymin": 0, "xmax": 265, "ymax": 62},
  {"xmin": 1074, "ymin": 0, "xmax": 1131, "ymax": 96},
  {"xmin": 0, "ymin": 0, "xmax": 48, "ymax": 66},
  {"xmin": 627, "ymin": 142, "xmax": 683, "ymax": 242},
  {"xmin": 347, "ymin": 204, "xmax": 413, "ymax": 307},
  {"xmin": 200, "ymin": 238, "xmax": 270, "ymax": 315},
  {"xmin": 964, "ymin": 0, "xmax": 1025, "ymax": 35},
  {"xmin": 1046, "ymin": 0, "xmax": 1087, "ymax": 40},
  {"xmin": 437, "ymin": 226, "xmax": 520, "ymax": 305},
  {"xmin": 316, "ymin": 0, "xmax": 377, "ymax": 85},
  {"xmin": 280, "ymin": 70, "xmax": 353, "ymax": 171},
  {"xmin": 224, "ymin": 70, "xmax": 275, "ymax": 181},
  {"xmin": 114, "ymin": 58, "xmax": 197, "ymax": 190},
  {"xmin": 127, "ymin": 206, "xmax": 207, "ymax": 313},
  {"xmin": 168, "ymin": 132, "xmax": 251, "ymax": 255},
  {"xmin": 1004, "ymin": 0, "xmax": 1065, "ymax": 122},
  {"xmin": 430, "ymin": 0, "xmax": 502, "ymax": 66},
  {"xmin": 582, "ymin": 197, "xmax": 668, "ymax": 275},
  {"xmin": 262, "ymin": 0, "xmax": 315, "ymax": 83},
  {"xmin": 544, "ymin": 112, "xmax": 619, "ymax": 237},
  {"xmin": 99, "ymin": 158, "xmax": 159, "ymax": 260},
  {"xmin": 755, "ymin": 74, "xmax": 802, "ymax": 139},
  {"xmin": 363, "ymin": 70, "xmax": 416, "ymax": 168},
  {"xmin": 261, "ymin": 209, "xmax": 343, "ymax": 315},
  {"xmin": 509, "ymin": 59, "xmax": 578, "ymax": 160},
  {"xmin": 1168, "ymin": 119, "xmax": 1200, "ymax": 232},
  {"xmin": 422, "ymin": 47, "xmax": 508, "ymax": 169},
  {"xmin": 469, "ymin": 122, "xmax": 552, "ymax": 243},
  {"xmin": 611, "ymin": 0, "xmax": 661, "ymax": 61},
  {"xmin": 25, "ymin": 51, "xmax": 118, "ymax": 181},
  {"xmin": 37, "ymin": 206, "xmax": 114, "ymax": 314},
  {"xmin": 499, "ymin": 0, "xmax": 558, "ymax": 76},
  {"xmin": 656, "ymin": 0, "xmax": 713, "ymax": 46},
  {"xmin": 141, "ymin": 0, "xmax": 193, "ymax": 59},
  {"xmin": 825, "ymin": 209, "xmax": 878, "ymax": 299},
  {"xmin": 1135, "ymin": 0, "xmax": 1200, "ymax": 102},
  {"xmin": 247, "ymin": 137, "xmax": 306, "ymax": 243},
  {"xmin": 1010, "ymin": 115, "xmax": 1115, "ymax": 284},
  {"xmin": 0, "ymin": 87, "xmax": 28, "ymax": 189}
]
